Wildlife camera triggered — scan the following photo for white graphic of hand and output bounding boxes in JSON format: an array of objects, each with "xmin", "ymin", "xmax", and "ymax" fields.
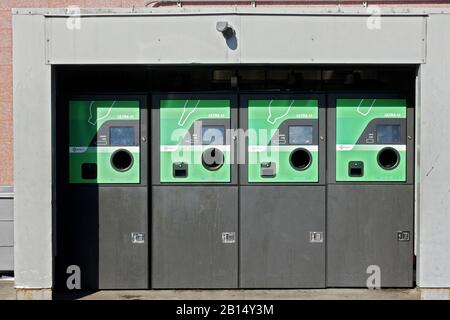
[
  {"xmin": 87, "ymin": 101, "xmax": 116, "ymax": 126},
  {"xmin": 266, "ymin": 100, "xmax": 294, "ymax": 125},
  {"xmin": 178, "ymin": 100, "xmax": 200, "ymax": 127},
  {"xmin": 356, "ymin": 99, "xmax": 376, "ymax": 116}
]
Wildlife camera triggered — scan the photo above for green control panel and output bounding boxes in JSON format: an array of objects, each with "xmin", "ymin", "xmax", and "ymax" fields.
[
  {"xmin": 336, "ymin": 98, "xmax": 407, "ymax": 182},
  {"xmin": 160, "ymin": 99, "xmax": 231, "ymax": 183},
  {"xmin": 69, "ymin": 100, "xmax": 140, "ymax": 184},
  {"xmin": 247, "ymin": 99, "xmax": 319, "ymax": 183}
]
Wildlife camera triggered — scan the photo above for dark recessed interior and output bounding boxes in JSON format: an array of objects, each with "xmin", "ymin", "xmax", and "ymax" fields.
[
  {"xmin": 111, "ymin": 149, "xmax": 133, "ymax": 172},
  {"xmin": 378, "ymin": 147, "xmax": 400, "ymax": 170},
  {"xmin": 55, "ymin": 65, "xmax": 417, "ymax": 94},
  {"xmin": 348, "ymin": 161, "xmax": 364, "ymax": 177},
  {"xmin": 202, "ymin": 148, "xmax": 224, "ymax": 171},
  {"xmin": 349, "ymin": 167, "xmax": 363, "ymax": 177},
  {"xmin": 290, "ymin": 148, "xmax": 312, "ymax": 171},
  {"xmin": 173, "ymin": 162, "xmax": 188, "ymax": 178}
]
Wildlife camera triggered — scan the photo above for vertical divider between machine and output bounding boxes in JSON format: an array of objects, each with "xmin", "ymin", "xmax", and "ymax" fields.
[
  {"xmin": 324, "ymin": 93, "xmax": 332, "ymax": 288},
  {"xmin": 235, "ymin": 93, "xmax": 240, "ymax": 289},
  {"xmin": 146, "ymin": 94, "xmax": 151, "ymax": 290}
]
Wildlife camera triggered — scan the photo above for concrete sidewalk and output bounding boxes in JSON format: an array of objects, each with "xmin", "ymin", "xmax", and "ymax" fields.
[
  {"xmin": 74, "ymin": 288, "xmax": 421, "ymax": 300},
  {"xmin": 0, "ymin": 280, "xmax": 422, "ymax": 300},
  {"xmin": 0, "ymin": 280, "xmax": 16, "ymax": 300}
]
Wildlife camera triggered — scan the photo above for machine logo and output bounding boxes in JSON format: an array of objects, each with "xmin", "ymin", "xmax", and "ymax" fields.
[
  {"xmin": 266, "ymin": 99, "xmax": 294, "ymax": 124},
  {"xmin": 356, "ymin": 99, "xmax": 376, "ymax": 116},
  {"xmin": 87, "ymin": 100, "xmax": 116, "ymax": 126},
  {"xmin": 178, "ymin": 100, "xmax": 200, "ymax": 126}
]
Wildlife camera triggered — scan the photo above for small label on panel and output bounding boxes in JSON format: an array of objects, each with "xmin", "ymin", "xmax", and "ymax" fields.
[
  {"xmin": 310, "ymin": 232, "xmax": 323, "ymax": 243},
  {"xmin": 222, "ymin": 232, "xmax": 236, "ymax": 244},
  {"xmin": 397, "ymin": 231, "xmax": 410, "ymax": 242},
  {"xmin": 131, "ymin": 232, "xmax": 145, "ymax": 244}
]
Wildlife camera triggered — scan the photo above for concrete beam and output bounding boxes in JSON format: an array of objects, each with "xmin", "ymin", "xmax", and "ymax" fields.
[{"xmin": 12, "ymin": 14, "xmax": 53, "ymax": 289}]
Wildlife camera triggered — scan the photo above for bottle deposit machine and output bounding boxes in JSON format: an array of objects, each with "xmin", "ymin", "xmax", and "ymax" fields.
[
  {"xmin": 327, "ymin": 94, "xmax": 414, "ymax": 287},
  {"xmin": 57, "ymin": 95, "xmax": 148, "ymax": 290},
  {"xmin": 239, "ymin": 94, "xmax": 326, "ymax": 288},
  {"xmin": 151, "ymin": 93, "xmax": 238, "ymax": 288}
]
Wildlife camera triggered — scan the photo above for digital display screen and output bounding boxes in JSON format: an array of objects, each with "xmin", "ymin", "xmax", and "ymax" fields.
[
  {"xmin": 202, "ymin": 125, "xmax": 225, "ymax": 145},
  {"xmin": 110, "ymin": 127, "xmax": 135, "ymax": 146},
  {"xmin": 376, "ymin": 125, "xmax": 401, "ymax": 144},
  {"xmin": 289, "ymin": 126, "xmax": 313, "ymax": 145}
]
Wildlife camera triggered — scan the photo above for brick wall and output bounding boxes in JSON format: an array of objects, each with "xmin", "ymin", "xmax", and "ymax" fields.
[{"xmin": 0, "ymin": 0, "xmax": 146, "ymax": 185}]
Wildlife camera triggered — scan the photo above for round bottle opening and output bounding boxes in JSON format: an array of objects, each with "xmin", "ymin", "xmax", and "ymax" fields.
[
  {"xmin": 202, "ymin": 148, "xmax": 224, "ymax": 171},
  {"xmin": 377, "ymin": 147, "xmax": 400, "ymax": 170},
  {"xmin": 111, "ymin": 149, "xmax": 134, "ymax": 172},
  {"xmin": 289, "ymin": 148, "xmax": 312, "ymax": 171}
]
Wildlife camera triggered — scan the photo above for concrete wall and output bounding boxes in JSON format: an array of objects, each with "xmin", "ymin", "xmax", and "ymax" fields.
[
  {"xmin": 13, "ymin": 14, "xmax": 52, "ymax": 289},
  {"xmin": 417, "ymin": 13, "xmax": 450, "ymax": 287}
]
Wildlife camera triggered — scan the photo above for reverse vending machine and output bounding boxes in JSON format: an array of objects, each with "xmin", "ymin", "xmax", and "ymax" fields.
[
  {"xmin": 152, "ymin": 94, "xmax": 238, "ymax": 288},
  {"xmin": 158, "ymin": 98, "xmax": 232, "ymax": 183},
  {"xmin": 327, "ymin": 94, "xmax": 414, "ymax": 287},
  {"xmin": 69, "ymin": 100, "xmax": 141, "ymax": 183},
  {"xmin": 334, "ymin": 98, "xmax": 407, "ymax": 182},
  {"xmin": 240, "ymin": 94, "xmax": 326, "ymax": 288},
  {"xmin": 56, "ymin": 95, "xmax": 148, "ymax": 290}
]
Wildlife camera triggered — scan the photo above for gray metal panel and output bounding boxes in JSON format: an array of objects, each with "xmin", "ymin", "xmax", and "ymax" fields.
[
  {"xmin": 418, "ymin": 14, "xmax": 450, "ymax": 287},
  {"xmin": 98, "ymin": 187, "xmax": 148, "ymax": 289},
  {"xmin": 327, "ymin": 184, "xmax": 414, "ymax": 287},
  {"xmin": 0, "ymin": 222, "xmax": 14, "ymax": 247},
  {"xmin": 152, "ymin": 186, "xmax": 238, "ymax": 288},
  {"xmin": 45, "ymin": 15, "xmax": 424, "ymax": 65},
  {"xmin": 47, "ymin": 15, "xmax": 241, "ymax": 64},
  {"xmin": 0, "ymin": 186, "xmax": 13, "ymax": 198},
  {"xmin": 240, "ymin": 16, "xmax": 425, "ymax": 64},
  {"xmin": 13, "ymin": 14, "xmax": 53, "ymax": 288},
  {"xmin": 240, "ymin": 186, "xmax": 326, "ymax": 288},
  {"xmin": 0, "ymin": 196, "xmax": 13, "ymax": 272},
  {"xmin": 0, "ymin": 199, "xmax": 13, "ymax": 221},
  {"xmin": 0, "ymin": 247, "xmax": 14, "ymax": 272}
]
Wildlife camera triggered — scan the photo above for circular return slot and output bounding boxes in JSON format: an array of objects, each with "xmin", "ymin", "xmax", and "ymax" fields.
[
  {"xmin": 289, "ymin": 148, "xmax": 312, "ymax": 171},
  {"xmin": 377, "ymin": 147, "xmax": 400, "ymax": 170},
  {"xmin": 111, "ymin": 149, "xmax": 134, "ymax": 172},
  {"xmin": 202, "ymin": 147, "xmax": 224, "ymax": 171}
]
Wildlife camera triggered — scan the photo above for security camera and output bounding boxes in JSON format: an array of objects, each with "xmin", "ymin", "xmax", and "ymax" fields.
[{"xmin": 216, "ymin": 21, "xmax": 235, "ymax": 39}]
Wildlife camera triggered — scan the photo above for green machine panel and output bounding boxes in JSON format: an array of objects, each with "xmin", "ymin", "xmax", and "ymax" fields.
[
  {"xmin": 247, "ymin": 99, "xmax": 319, "ymax": 183},
  {"xmin": 69, "ymin": 100, "xmax": 140, "ymax": 184},
  {"xmin": 159, "ymin": 99, "xmax": 231, "ymax": 183},
  {"xmin": 336, "ymin": 98, "xmax": 407, "ymax": 182}
]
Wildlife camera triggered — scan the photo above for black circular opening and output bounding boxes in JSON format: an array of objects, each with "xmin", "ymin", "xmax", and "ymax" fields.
[
  {"xmin": 111, "ymin": 149, "xmax": 134, "ymax": 172},
  {"xmin": 202, "ymin": 148, "xmax": 224, "ymax": 171},
  {"xmin": 377, "ymin": 147, "xmax": 400, "ymax": 170},
  {"xmin": 289, "ymin": 148, "xmax": 312, "ymax": 171}
]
